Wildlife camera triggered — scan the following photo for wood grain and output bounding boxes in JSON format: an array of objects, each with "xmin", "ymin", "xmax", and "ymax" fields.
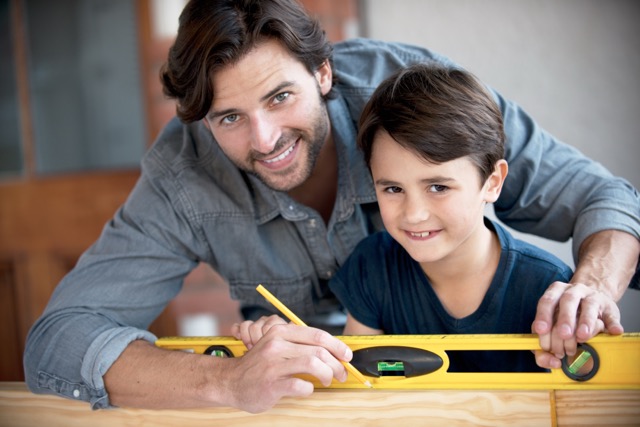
[
  {"xmin": 0, "ymin": 382, "xmax": 552, "ymax": 427},
  {"xmin": 3, "ymin": 382, "xmax": 638, "ymax": 426},
  {"xmin": 554, "ymin": 390, "xmax": 640, "ymax": 426}
]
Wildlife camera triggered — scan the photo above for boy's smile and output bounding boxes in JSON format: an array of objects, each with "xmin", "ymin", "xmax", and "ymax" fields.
[{"xmin": 370, "ymin": 130, "xmax": 500, "ymax": 270}]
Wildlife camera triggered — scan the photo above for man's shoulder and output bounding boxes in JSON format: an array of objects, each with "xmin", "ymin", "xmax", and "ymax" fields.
[
  {"xmin": 143, "ymin": 118, "xmax": 210, "ymax": 170},
  {"xmin": 138, "ymin": 118, "xmax": 250, "ymax": 204},
  {"xmin": 331, "ymin": 38, "xmax": 457, "ymax": 115},
  {"xmin": 333, "ymin": 38, "xmax": 455, "ymax": 78}
]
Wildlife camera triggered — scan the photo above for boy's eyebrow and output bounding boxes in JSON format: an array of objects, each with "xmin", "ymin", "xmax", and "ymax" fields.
[
  {"xmin": 206, "ymin": 81, "xmax": 295, "ymax": 121},
  {"xmin": 375, "ymin": 176, "xmax": 455, "ymax": 186}
]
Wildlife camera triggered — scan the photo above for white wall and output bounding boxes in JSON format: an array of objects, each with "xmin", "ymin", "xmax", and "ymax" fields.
[{"xmin": 361, "ymin": 0, "xmax": 640, "ymax": 329}]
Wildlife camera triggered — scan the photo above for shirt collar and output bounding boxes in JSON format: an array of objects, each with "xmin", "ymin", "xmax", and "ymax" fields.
[{"xmin": 250, "ymin": 94, "xmax": 376, "ymax": 225}]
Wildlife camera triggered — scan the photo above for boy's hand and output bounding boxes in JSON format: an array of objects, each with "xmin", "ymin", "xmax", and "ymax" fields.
[{"xmin": 231, "ymin": 314, "xmax": 289, "ymax": 349}]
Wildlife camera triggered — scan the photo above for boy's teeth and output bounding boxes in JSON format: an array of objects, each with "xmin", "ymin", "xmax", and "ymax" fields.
[{"xmin": 410, "ymin": 231, "xmax": 430, "ymax": 238}]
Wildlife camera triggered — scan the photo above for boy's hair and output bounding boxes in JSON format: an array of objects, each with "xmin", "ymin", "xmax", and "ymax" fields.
[
  {"xmin": 160, "ymin": 0, "xmax": 334, "ymax": 123},
  {"xmin": 357, "ymin": 64, "xmax": 505, "ymax": 185}
]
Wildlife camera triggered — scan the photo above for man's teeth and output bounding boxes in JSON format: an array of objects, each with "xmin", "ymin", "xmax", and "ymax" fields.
[
  {"xmin": 410, "ymin": 231, "xmax": 431, "ymax": 238},
  {"xmin": 264, "ymin": 144, "xmax": 295, "ymax": 163}
]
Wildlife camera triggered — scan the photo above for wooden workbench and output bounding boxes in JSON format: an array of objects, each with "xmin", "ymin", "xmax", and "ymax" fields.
[{"xmin": 0, "ymin": 382, "xmax": 638, "ymax": 426}]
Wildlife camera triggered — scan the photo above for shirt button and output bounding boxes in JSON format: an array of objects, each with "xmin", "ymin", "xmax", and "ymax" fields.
[
  {"xmin": 326, "ymin": 271, "xmax": 333, "ymax": 278},
  {"xmin": 73, "ymin": 389, "xmax": 80, "ymax": 398},
  {"xmin": 288, "ymin": 205, "xmax": 294, "ymax": 210},
  {"xmin": 309, "ymin": 219, "xmax": 316, "ymax": 228}
]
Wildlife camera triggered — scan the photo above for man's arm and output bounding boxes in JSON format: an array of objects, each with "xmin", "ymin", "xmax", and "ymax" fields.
[
  {"xmin": 105, "ymin": 325, "xmax": 352, "ymax": 413},
  {"xmin": 533, "ymin": 230, "xmax": 639, "ymax": 368}
]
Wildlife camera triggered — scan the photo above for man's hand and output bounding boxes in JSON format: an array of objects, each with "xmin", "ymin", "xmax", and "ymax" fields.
[
  {"xmin": 105, "ymin": 325, "xmax": 352, "ymax": 413},
  {"xmin": 532, "ymin": 281, "xmax": 623, "ymax": 368},
  {"xmin": 220, "ymin": 323, "xmax": 351, "ymax": 413},
  {"xmin": 532, "ymin": 230, "xmax": 639, "ymax": 369}
]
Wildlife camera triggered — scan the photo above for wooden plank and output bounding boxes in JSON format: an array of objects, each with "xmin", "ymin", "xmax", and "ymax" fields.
[
  {"xmin": 554, "ymin": 390, "xmax": 640, "ymax": 426},
  {"xmin": 0, "ymin": 382, "xmax": 552, "ymax": 427},
  {"xmin": 4, "ymin": 383, "xmax": 638, "ymax": 426}
]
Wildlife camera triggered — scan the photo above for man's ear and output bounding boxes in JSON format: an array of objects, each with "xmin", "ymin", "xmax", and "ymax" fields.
[
  {"xmin": 484, "ymin": 159, "xmax": 508, "ymax": 203},
  {"xmin": 315, "ymin": 60, "xmax": 333, "ymax": 96}
]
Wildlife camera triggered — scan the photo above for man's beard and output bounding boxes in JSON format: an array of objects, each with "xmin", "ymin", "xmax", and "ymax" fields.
[{"xmin": 246, "ymin": 105, "xmax": 330, "ymax": 192}]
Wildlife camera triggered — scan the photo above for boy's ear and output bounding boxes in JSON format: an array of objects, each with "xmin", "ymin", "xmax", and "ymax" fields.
[{"xmin": 484, "ymin": 159, "xmax": 508, "ymax": 203}]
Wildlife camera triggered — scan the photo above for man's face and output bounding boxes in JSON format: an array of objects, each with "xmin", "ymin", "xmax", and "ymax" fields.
[{"xmin": 205, "ymin": 39, "xmax": 332, "ymax": 192}]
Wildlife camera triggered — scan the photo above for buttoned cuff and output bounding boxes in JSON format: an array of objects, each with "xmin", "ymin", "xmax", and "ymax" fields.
[{"xmin": 81, "ymin": 327, "xmax": 157, "ymax": 409}]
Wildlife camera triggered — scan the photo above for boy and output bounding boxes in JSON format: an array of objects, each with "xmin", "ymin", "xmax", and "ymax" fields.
[{"xmin": 328, "ymin": 64, "xmax": 573, "ymax": 372}]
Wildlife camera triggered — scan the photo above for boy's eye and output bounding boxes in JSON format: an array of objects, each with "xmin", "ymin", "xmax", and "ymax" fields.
[
  {"xmin": 428, "ymin": 184, "xmax": 448, "ymax": 193},
  {"xmin": 384, "ymin": 186, "xmax": 403, "ymax": 194}
]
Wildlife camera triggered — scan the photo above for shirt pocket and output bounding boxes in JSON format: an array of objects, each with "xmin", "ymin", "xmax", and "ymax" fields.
[{"xmin": 229, "ymin": 275, "xmax": 316, "ymax": 317}]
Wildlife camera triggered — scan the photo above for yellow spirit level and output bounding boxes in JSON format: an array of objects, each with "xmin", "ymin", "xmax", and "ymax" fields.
[{"xmin": 155, "ymin": 333, "xmax": 640, "ymax": 390}]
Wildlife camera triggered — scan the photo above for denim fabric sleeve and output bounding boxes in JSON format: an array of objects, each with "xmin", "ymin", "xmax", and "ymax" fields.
[
  {"xmin": 23, "ymin": 155, "xmax": 205, "ymax": 408},
  {"xmin": 492, "ymin": 90, "xmax": 640, "ymax": 262}
]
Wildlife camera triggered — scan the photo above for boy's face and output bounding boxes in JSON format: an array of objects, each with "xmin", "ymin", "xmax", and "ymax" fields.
[
  {"xmin": 370, "ymin": 130, "xmax": 502, "ymax": 267},
  {"xmin": 205, "ymin": 38, "xmax": 333, "ymax": 192}
]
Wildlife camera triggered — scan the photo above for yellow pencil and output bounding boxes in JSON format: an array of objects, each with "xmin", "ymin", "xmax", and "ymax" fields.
[{"xmin": 256, "ymin": 284, "xmax": 372, "ymax": 388}]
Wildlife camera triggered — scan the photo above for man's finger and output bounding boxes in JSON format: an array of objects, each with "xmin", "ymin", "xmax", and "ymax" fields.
[{"xmin": 535, "ymin": 281, "xmax": 569, "ymax": 334}]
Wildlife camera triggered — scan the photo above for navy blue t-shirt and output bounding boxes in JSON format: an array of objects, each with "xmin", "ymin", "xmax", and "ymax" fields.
[{"xmin": 329, "ymin": 219, "xmax": 573, "ymax": 372}]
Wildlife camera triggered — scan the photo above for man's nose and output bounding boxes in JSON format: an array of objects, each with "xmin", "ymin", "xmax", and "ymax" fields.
[{"xmin": 250, "ymin": 112, "xmax": 279, "ymax": 153}]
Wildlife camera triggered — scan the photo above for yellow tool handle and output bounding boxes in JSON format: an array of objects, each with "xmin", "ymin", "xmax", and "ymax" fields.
[{"xmin": 155, "ymin": 333, "xmax": 640, "ymax": 390}]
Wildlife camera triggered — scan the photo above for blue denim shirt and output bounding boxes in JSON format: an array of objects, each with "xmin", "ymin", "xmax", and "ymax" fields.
[{"xmin": 24, "ymin": 38, "xmax": 640, "ymax": 409}]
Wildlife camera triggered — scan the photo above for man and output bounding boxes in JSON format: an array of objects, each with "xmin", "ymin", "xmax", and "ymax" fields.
[{"xmin": 24, "ymin": 0, "xmax": 639, "ymax": 414}]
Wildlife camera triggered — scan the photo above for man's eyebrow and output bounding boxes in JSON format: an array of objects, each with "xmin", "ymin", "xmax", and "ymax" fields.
[
  {"xmin": 260, "ymin": 81, "xmax": 295, "ymax": 102},
  {"xmin": 207, "ymin": 81, "xmax": 296, "ymax": 121},
  {"xmin": 207, "ymin": 108, "xmax": 237, "ymax": 121}
]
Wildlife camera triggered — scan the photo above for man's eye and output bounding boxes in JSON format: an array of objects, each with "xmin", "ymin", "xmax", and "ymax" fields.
[
  {"xmin": 273, "ymin": 92, "xmax": 290, "ymax": 104},
  {"xmin": 384, "ymin": 186, "xmax": 403, "ymax": 194},
  {"xmin": 428, "ymin": 184, "xmax": 448, "ymax": 193},
  {"xmin": 222, "ymin": 114, "xmax": 238, "ymax": 124}
]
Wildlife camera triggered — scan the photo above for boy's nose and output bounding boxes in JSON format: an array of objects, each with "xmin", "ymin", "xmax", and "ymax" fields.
[{"xmin": 404, "ymin": 195, "xmax": 430, "ymax": 224}]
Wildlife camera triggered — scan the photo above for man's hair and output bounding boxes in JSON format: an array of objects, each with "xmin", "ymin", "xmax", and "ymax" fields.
[
  {"xmin": 357, "ymin": 64, "xmax": 505, "ymax": 184},
  {"xmin": 161, "ymin": 0, "xmax": 334, "ymax": 123}
]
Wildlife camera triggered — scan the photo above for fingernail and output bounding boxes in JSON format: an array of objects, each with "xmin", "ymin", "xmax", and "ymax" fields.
[
  {"xmin": 344, "ymin": 347, "xmax": 353, "ymax": 360},
  {"xmin": 534, "ymin": 320, "xmax": 547, "ymax": 333},
  {"xmin": 579, "ymin": 324, "xmax": 590, "ymax": 336}
]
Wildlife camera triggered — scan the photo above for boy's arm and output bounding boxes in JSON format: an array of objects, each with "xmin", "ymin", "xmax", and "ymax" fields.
[{"xmin": 342, "ymin": 313, "xmax": 383, "ymax": 335}]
